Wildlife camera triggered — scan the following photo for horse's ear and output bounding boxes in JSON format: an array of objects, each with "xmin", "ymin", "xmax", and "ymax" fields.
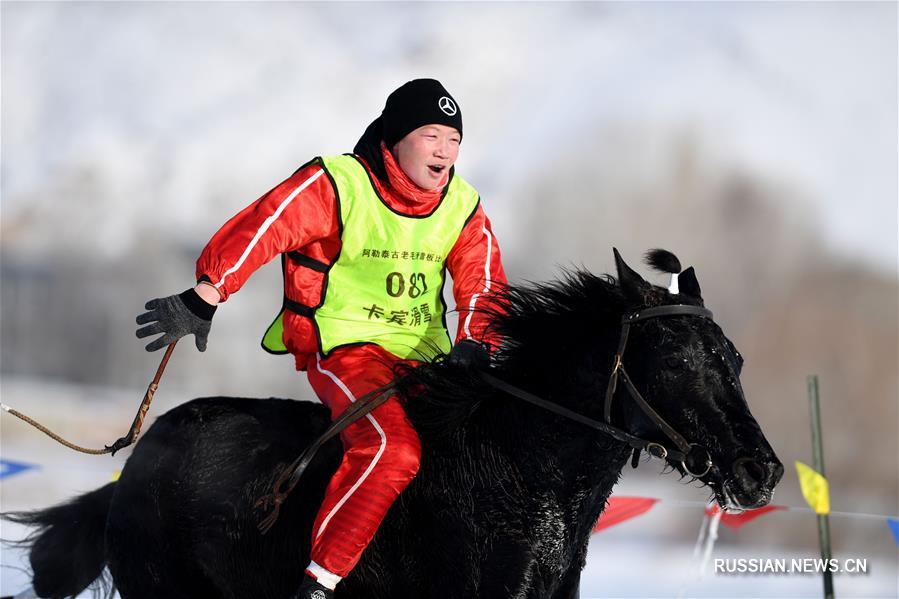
[
  {"xmin": 678, "ymin": 266, "xmax": 703, "ymax": 301},
  {"xmin": 613, "ymin": 248, "xmax": 648, "ymax": 302}
]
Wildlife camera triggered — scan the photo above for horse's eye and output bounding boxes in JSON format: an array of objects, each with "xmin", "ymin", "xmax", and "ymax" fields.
[{"xmin": 664, "ymin": 356, "xmax": 684, "ymax": 370}]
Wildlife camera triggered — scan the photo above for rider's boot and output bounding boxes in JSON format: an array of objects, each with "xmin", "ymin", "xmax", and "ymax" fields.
[{"xmin": 291, "ymin": 575, "xmax": 335, "ymax": 599}]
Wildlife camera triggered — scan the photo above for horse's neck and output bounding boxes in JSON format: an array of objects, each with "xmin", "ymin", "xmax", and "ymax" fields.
[
  {"xmin": 442, "ymin": 407, "xmax": 631, "ymax": 499},
  {"xmin": 473, "ymin": 370, "xmax": 630, "ymax": 496},
  {"xmin": 476, "ymin": 293, "xmax": 632, "ymax": 490}
]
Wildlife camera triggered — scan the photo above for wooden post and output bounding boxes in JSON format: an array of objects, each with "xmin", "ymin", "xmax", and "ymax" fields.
[{"xmin": 807, "ymin": 375, "xmax": 834, "ymax": 599}]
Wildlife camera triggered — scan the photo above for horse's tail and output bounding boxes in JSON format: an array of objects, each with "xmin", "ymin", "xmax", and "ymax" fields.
[{"xmin": 4, "ymin": 482, "xmax": 115, "ymax": 598}]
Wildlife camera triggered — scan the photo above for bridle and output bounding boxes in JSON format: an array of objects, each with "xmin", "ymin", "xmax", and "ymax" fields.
[
  {"xmin": 482, "ymin": 304, "xmax": 715, "ymax": 478},
  {"xmin": 602, "ymin": 304, "xmax": 715, "ymax": 478}
]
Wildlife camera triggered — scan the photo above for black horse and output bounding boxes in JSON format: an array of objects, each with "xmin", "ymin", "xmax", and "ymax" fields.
[{"xmin": 6, "ymin": 249, "xmax": 783, "ymax": 599}]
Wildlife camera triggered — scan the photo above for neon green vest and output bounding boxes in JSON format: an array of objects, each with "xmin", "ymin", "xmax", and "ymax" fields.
[{"xmin": 262, "ymin": 154, "xmax": 481, "ymax": 360}]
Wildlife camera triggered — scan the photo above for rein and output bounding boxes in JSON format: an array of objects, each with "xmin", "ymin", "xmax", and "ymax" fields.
[
  {"xmin": 255, "ymin": 383, "xmax": 398, "ymax": 533},
  {"xmin": 255, "ymin": 303, "xmax": 716, "ymax": 532},
  {"xmin": 481, "ymin": 371, "xmax": 692, "ymax": 463}
]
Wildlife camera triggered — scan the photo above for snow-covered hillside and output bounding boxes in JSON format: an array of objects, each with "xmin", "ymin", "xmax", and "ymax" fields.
[{"xmin": 2, "ymin": 2, "xmax": 895, "ymax": 270}]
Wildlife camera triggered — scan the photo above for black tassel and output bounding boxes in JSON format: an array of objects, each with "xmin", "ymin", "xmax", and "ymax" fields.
[{"xmin": 644, "ymin": 249, "xmax": 681, "ymax": 274}]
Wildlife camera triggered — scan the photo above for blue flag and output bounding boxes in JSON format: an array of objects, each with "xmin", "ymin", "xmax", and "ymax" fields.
[
  {"xmin": 0, "ymin": 459, "xmax": 39, "ymax": 480},
  {"xmin": 888, "ymin": 517, "xmax": 899, "ymax": 546}
]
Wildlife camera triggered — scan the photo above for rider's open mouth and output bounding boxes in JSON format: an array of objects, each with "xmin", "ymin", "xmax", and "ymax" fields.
[{"xmin": 428, "ymin": 165, "xmax": 445, "ymax": 174}]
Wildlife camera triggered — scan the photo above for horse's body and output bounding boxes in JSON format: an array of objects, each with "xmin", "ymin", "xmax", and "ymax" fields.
[
  {"xmin": 6, "ymin": 250, "xmax": 783, "ymax": 599},
  {"xmin": 101, "ymin": 392, "xmax": 620, "ymax": 599}
]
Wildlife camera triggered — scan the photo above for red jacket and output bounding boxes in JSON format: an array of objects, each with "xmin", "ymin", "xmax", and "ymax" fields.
[{"xmin": 196, "ymin": 157, "xmax": 507, "ymax": 370}]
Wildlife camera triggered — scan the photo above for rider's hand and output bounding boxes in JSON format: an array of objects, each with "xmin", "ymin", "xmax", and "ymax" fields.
[
  {"xmin": 447, "ymin": 339, "xmax": 490, "ymax": 369},
  {"xmin": 136, "ymin": 288, "xmax": 217, "ymax": 352}
]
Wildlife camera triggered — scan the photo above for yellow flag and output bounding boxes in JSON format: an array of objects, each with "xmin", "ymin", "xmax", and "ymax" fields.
[
  {"xmin": 795, "ymin": 461, "xmax": 830, "ymax": 515},
  {"xmin": 111, "ymin": 469, "xmax": 121, "ymax": 482}
]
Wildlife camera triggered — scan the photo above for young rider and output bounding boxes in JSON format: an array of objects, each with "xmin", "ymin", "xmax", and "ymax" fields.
[{"xmin": 136, "ymin": 79, "xmax": 507, "ymax": 598}]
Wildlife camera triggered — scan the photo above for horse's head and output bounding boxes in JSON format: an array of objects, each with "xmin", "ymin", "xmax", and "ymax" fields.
[{"xmin": 608, "ymin": 249, "xmax": 783, "ymax": 510}]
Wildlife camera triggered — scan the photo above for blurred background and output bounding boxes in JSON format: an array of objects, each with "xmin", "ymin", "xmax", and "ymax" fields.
[{"xmin": 2, "ymin": 2, "xmax": 896, "ymax": 597}]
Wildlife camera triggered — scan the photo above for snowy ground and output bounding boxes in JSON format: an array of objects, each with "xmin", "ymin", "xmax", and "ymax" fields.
[{"xmin": 2, "ymin": 380, "xmax": 896, "ymax": 598}]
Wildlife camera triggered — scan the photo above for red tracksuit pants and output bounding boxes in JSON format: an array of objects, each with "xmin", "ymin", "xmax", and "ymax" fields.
[{"xmin": 304, "ymin": 344, "xmax": 422, "ymax": 585}]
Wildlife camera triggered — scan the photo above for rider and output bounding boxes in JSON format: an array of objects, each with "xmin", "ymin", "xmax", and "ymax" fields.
[{"xmin": 136, "ymin": 78, "xmax": 507, "ymax": 598}]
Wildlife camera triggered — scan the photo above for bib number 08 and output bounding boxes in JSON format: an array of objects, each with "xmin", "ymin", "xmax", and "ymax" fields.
[{"xmin": 386, "ymin": 272, "xmax": 428, "ymax": 299}]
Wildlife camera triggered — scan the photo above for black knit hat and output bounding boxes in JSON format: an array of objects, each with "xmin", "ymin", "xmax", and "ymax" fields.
[{"xmin": 381, "ymin": 79, "xmax": 463, "ymax": 148}]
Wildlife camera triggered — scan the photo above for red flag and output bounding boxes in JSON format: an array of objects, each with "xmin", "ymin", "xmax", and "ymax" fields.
[
  {"xmin": 593, "ymin": 496, "xmax": 659, "ymax": 533},
  {"xmin": 704, "ymin": 503, "xmax": 787, "ymax": 529}
]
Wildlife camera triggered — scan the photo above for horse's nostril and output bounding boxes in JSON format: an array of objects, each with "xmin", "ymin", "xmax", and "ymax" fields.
[{"xmin": 733, "ymin": 457, "xmax": 767, "ymax": 486}]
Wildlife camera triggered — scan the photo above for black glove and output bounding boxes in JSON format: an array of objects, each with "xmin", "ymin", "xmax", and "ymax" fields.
[
  {"xmin": 136, "ymin": 288, "xmax": 216, "ymax": 352},
  {"xmin": 447, "ymin": 339, "xmax": 490, "ymax": 369}
]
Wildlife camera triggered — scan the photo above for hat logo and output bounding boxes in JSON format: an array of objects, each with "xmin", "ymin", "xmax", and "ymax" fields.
[{"xmin": 438, "ymin": 96, "xmax": 457, "ymax": 116}]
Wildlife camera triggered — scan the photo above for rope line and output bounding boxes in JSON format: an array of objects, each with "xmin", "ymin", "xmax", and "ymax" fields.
[{"xmin": 1, "ymin": 404, "xmax": 110, "ymax": 455}]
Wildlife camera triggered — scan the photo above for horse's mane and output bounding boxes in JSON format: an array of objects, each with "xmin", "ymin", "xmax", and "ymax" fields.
[
  {"xmin": 481, "ymin": 269, "xmax": 627, "ymax": 368},
  {"xmin": 394, "ymin": 269, "xmax": 629, "ymax": 443}
]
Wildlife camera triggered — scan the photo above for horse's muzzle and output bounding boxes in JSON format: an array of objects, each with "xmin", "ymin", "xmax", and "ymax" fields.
[{"xmin": 729, "ymin": 456, "xmax": 784, "ymax": 508}]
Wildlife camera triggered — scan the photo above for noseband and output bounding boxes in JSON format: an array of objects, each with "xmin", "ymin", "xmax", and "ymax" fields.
[{"xmin": 603, "ymin": 304, "xmax": 714, "ymax": 477}]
